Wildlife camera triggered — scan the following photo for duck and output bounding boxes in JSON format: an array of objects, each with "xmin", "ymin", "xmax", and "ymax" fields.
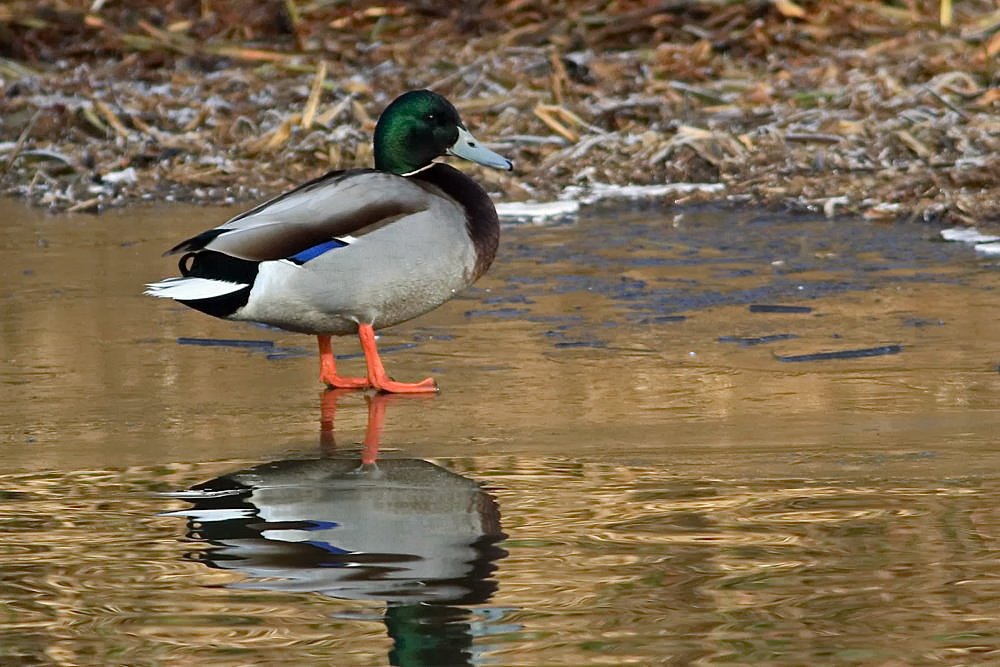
[{"xmin": 145, "ymin": 89, "xmax": 513, "ymax": 393}]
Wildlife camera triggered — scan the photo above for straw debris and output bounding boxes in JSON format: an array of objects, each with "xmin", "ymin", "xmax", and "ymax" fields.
[{"xmin": 0, "ymin": 0, "xmax": 997, "ymax": 225}]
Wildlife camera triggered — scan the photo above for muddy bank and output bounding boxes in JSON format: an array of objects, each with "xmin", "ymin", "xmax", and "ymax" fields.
[{"xmin": 1, "ymin": 1, "xmax": 998, "ymax": 224}]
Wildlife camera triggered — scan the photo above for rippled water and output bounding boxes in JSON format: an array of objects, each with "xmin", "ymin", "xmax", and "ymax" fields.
[{"xmin": 2, "ymin": 198, "xmax": 1000, "ymax": 665}]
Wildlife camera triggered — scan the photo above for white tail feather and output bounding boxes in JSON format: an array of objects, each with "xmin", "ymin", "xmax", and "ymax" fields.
[{"xmin": 144, "ymin": 277, "xmax": 248, "ymax": 300}]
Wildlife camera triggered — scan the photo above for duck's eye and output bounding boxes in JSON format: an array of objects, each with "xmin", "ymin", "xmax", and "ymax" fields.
[{"xmin": 425, "ymin": 113, "xmax": 436, "ymax": 123}]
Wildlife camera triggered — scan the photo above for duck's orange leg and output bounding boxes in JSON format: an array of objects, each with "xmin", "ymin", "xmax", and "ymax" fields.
[
  {"xmin": 317, "ymin": 335, "xmax": 369, "ymax": 389},
  {"xmin": 357, "ymin": 324, "xmax": 437, "ymax": 393}
]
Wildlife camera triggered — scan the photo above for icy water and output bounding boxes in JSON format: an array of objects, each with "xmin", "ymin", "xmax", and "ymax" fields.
[{"xmin": 2, "ymin": 197, "xmax": 1000, "ymax": 666}]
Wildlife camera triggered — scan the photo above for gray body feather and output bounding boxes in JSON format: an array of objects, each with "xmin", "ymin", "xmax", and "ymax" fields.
[{"xmin": 155, "ymin": 168, "xmax": 480, "ymax": 336}]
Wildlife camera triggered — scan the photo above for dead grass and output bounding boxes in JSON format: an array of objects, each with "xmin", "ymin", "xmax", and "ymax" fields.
[{"xmin": 1, "ymin": 0, "xmax": 999, "ymax": 224}]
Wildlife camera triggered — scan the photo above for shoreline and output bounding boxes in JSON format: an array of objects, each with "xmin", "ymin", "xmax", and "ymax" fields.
[{"xmin": 1, "ymin": 2, "xmax": 998, "ymax": 224}]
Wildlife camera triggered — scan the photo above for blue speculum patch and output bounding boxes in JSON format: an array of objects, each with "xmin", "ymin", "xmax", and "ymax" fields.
[{"xmin": 290, "ymin": 238, "xmax": 348, "ymax": 263}]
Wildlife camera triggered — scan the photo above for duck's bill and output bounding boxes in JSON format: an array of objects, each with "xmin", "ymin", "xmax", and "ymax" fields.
[{"xmin": 449, "ymin": 126, "xmax": 513, "ymax": 170}]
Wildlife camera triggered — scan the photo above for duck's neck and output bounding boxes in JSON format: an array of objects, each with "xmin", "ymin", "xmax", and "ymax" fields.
[
  {"xmin": 412, "ymin": 164, "xmax": 499, "ymax": 281},
  {"xmin": 373, "ymin": 144, "xmax": 423, "ymax": 174}
]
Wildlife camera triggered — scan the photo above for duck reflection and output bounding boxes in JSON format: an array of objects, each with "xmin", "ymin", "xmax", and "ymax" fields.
[
  {"xmin": 181, "ymin": 456, "xmax": 506, "ymax": 605},
  {"xmin": 168, "ymin": 391, "xmax": 509, "ymax": 666}
]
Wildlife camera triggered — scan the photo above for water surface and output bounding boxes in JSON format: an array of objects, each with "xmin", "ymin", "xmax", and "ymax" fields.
[{"xmin": 1, "ymin": 198, "xmax": 999, "ymax": 665}]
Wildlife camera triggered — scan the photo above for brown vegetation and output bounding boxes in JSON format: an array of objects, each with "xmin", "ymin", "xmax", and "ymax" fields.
[{"xmin": 0, "ymin": 1, "xmax": 998, "ymax": 223}]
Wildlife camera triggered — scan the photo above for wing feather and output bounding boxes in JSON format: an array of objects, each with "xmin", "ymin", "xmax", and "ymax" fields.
[{"xmin": 166, "ymin": 169, "xmax": 431, "ymax": 261}]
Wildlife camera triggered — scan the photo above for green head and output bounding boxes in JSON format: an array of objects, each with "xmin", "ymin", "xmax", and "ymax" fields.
[{"xmin": 372, "ymin": 89, "xmax": 513, "ymax": 175}]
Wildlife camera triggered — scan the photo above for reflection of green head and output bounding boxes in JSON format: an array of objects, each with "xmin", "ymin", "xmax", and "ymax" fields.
[{"xmin": 386, "ymin": 603, "xmax": 476, "ymax": 667}]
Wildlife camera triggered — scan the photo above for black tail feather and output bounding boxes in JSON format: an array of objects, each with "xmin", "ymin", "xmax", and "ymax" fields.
[{"xmin": 177, "ymin": 250, "xmax": 259, "ymax": 318}]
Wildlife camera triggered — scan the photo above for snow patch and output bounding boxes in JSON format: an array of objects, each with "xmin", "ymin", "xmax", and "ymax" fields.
[
  {"xmin": 498, "ymin": 181, "xmax": 724, "ymax": 223},
  {"xmin": 940, "ymin": 227, "xmax": 1000, "ymax": 256}
]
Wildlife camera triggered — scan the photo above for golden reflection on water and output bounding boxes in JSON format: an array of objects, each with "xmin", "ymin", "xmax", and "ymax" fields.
[
  {"xmin": 2, "ymin": 198, "xmax": 1000, "ymax": 663},
  {"xmin": 3, "ymin": 458, "xmax": 1000, "ymax": 665}
]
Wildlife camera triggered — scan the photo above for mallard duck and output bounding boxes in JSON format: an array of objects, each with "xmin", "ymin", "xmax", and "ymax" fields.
[{"xmin": 145, "ymin": 90, "xmax": 512, "ymax": 393}]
